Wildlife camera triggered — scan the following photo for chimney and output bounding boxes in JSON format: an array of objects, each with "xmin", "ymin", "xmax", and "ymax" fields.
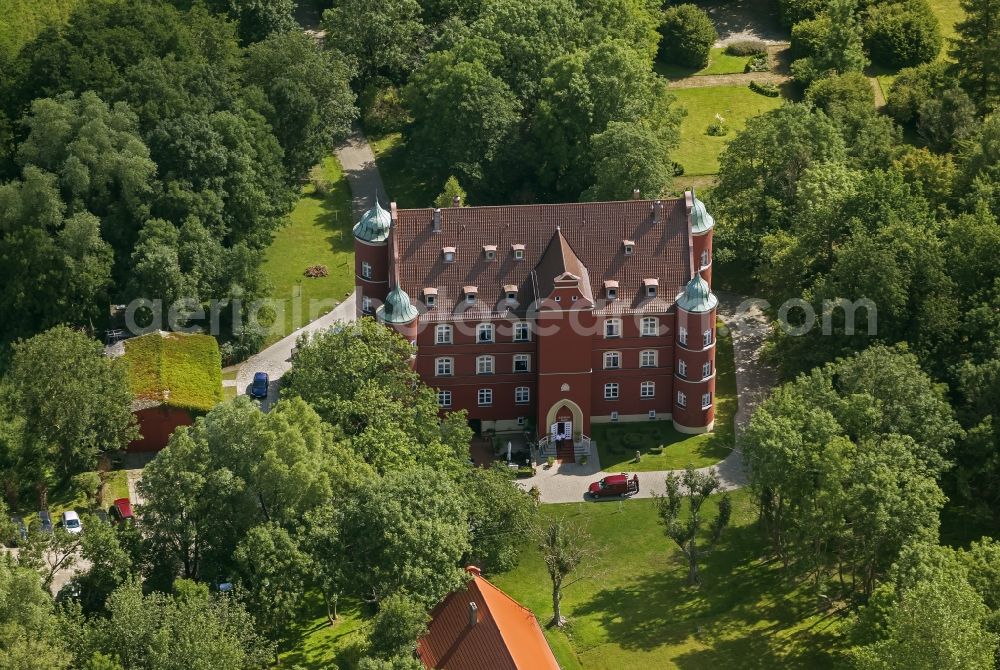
[
  {"xmin": 653, "ymin": 200, "xmax": 663, "ymax": 223},
  {"xmin": 433, "ymin": 208, "xmax": 442, "ymax": 233},
  {"xmin": 452, "ymin": 195, "xmax": 461, "ymax": 207},
  {"xmin": 632, "ymin": 188, "xmax": 641, "ymax": 200},
  {"xmin": 468, "ymin": 602, "xmax": 478, "ymax": 627}
]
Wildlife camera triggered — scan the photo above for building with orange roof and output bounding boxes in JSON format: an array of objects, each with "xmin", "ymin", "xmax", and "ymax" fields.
[{"xmin": 417, "ymin": 566, "xmax": 560, "ymax": 670}]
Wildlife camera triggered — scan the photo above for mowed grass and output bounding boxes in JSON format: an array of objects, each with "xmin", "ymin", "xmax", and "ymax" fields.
[
  {"xmin": 928, "ymin": 0, "xmax": 964, "ymax": 45},
  {"xmin": 656, "ymin": 47, "xmax": 755, "ymax": 79},
  {"xmin": 262, "ymin": 155, "xmax": 354, "ymax": 345},
  {"xmin": 279, "ymin": 597, "xmax": 368, "ymax": 669},
  {"xmin": 673, "ymin": 86, "xmax": 785, "ymax": 176},
  {"xmin": 369, "ymin": 132, "xmax": 439, "ymax": 208},
  {"xmin": 595, "ymin": 320, "xmax": 736, "ymax": 472},
  {"xmin": 491, "ymin": 491, "xmax": 849, "ymax": 670}
]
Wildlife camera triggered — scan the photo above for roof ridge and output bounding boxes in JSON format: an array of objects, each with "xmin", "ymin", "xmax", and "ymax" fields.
[{"xmin": 395, "ymin": 198, "xmax": 675, "ymax": 213}]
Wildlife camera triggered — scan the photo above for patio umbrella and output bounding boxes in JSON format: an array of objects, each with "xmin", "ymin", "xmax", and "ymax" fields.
[{"xmin": 507, "ymin": 442, "xmax": 512, "ymax": 462}]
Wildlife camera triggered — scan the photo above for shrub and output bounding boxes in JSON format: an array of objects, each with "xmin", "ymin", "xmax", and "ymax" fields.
[
  {"xmin": 806, "ymin": 72, "xmax": 874, "ymax": 114},
  {"xmin": 864, "ymin": 0, "xmax": 941, "ymax": 69},
  {"xmin": 72, "ymin": 472, "xmax": 101, "ymax": 507},
  {"xmin": 917, "ymin": 87, "xmax": 978, "ymax": 153},
  {"xmin": 886, "ymin": 61, "xmax": 950, "ymax": 125},
  {"xmin": 750, "ymin": 80, "xmax": 781, "ymax": 97},
  {"xmin": 360, "ymin": 80, "xmax": 411, "ymax": 135},
  {"xmin": 304, "ymin": 264, "xmax": 329, "ymax": 278},
  {"xmin": 790, "ymin": 15, "xmax": 831, "ymax": 59},
  {"xmin": 706, "ymin": 113, "xmax": 729, "ymax": 136},
  {"xmin": 308, "ymin": 164, "xmax": 331, "ymax": 197},
  {"xmin": 659, "ymin": 4, "xmax": 717, "ymax": 68},
  {"xmin": 744, "ymin": 53, "xmax": 770, "ymax": 73},
  {"xmin": 726, "ymin": 39, "xmax": 768, "ymax": 56}
]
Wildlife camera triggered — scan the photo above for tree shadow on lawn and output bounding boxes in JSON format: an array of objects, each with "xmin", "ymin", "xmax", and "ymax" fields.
[{"xmin": 571, "ymin": 524, "xmax": 832, "ymax": 659}]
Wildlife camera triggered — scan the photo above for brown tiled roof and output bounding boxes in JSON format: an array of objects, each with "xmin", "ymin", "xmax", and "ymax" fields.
[
  {"xmin": 392, "ymin": 199, "xmax": 690, "ymax": 321},
  {"xmin": 417, "ymin": 567, "xmax": 559, "ymax": 670}
]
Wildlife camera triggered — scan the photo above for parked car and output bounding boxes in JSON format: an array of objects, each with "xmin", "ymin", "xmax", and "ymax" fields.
[
  {"xmin": 8, "ymin": 515, "xmax": 27, "ymax": 546},
  {"xmin": 110, "ymin": 498, "xmax": 134, "ymax": 524},
  {"xmin": 250, "ymin": 371, "xmax": 269, "ymax": 399},
  {"xmin": 61, "ymin": 510, "xmax": 83, "ymax": 534},
  {"xmin": 38, "ymin": 510, "xmax": 53, "ymax": 533},
  {"xmin": 588, "ymin": 473, "xmax": 640, "ymax": 499}
]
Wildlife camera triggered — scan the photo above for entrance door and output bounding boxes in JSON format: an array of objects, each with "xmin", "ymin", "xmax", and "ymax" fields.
[{"xmin": 550, "ymin": 420, "xmax": 572, "ymax": 441}]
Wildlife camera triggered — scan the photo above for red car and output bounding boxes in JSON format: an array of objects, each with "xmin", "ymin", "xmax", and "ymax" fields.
[
  {"xmin": 588, "ymin": 473, "xmax": 640, "ymax": 499},
  {"xmin": 110, "ymin": 498, "xmax": 134, "ymax": 524}
]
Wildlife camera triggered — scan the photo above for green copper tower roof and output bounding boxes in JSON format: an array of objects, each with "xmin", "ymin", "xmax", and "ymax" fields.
[
  {"xmin": 377, "ymin": 285, "xmax": 419, "ymax": 324},
  {"xmin": 690, "ymin": 191, "xmax": 715, "ymax": 234},
  {"xmin": 353, "ymin": 198, "xmax": 392, "ymax": 243},
  {"xmin": 676, "ymin": 271, "xmax": 718, "ymax": 313}
]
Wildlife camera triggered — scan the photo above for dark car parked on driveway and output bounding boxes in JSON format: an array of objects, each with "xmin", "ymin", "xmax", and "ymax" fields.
[
  {"xmin": 250, "ymin": 371, "xmax": 269, "ymax": 399},
  {"xmin": 38, "ymin": 510, "xmax": 53, "ymax": 533},
  {"xmin": 8, "ymin": 515, "xmax": 27, "ymax": 546}
]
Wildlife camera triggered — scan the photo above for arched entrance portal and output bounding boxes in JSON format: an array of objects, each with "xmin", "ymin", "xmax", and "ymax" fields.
[{"xmin": 544, "ymin": 399, "xmax": 584, "ymax": 442}]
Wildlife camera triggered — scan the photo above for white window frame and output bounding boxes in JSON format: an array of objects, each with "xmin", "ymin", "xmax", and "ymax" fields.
[
  {"xmin": 648, "ymin": 410, "xmax": 657, "ymax": 420},
  {"xmin": 477, "ymin": 323, "xmax": 494, "ymax": 343},
  {"xmin": 514, "ymin": 248, "xmax": 524, "ymax": 260},
  {"xmin": 466, "ymin": 293, "xmax": 476, "ymax": 304},
  {"xmin": 640, "ymin": 350, "xmax": 657, "ymax": 368},
  {"xmin": 362, "ymin": 296, "xmax": 372, "ymax": 313},
  {"xmin": 677, "ymin": 359, "xmax": 687, "ymax": 378},
  {"xmin": 679, "ymin": 326, "xmax": 688, "ymax": 345},
  {"xmin": 604, "ymin": 319, "xmax": 621, "ymax": 338},
  {"xmin": 703, "ymin": 361, "xmax": 712, "ymax": 378},
  {"xmin": 515, "ymin": 386, "xmax": 530, "ymax": 404},
  {"xmin": 443, "ymin": 250, "xmax": 455, "ymax": 263},
  {"xmin": 677, "ymin": 391, "xmax": 687, "ymax": 408},
  {"xmin": 700, "ymin": 249, "xmax": 710, "ymax": 267},
  {"xmin": 477, "ymin": 355, "xmax": 495, "ymax": 375},
  {"xmin": 513, "ymin": 354, "xmax": 530, "ymax": 373},
  {"xmin": 513, "ymin": 322, "xmax": 530, "ymax": 342},
  {"xmin": 646, "ymin": 285, "xmax": 657, "ymax": 298},
  {"xmin": 607, "ymin": 287, "xmax": 617, "ymax": 300},
  {"xmin": 603, "ymin": 351, "xmax": 621, "ymax": 369},
  {"xmin": 640, "ymin": 381, "xmax": 655, "ymax": 398},
  {"xmin": 438, "ymin": 390, "xmax": 452, "ymax": 407},
  {"xmin": 435, "ymin": 357, "xmax": 453, "ymax": 376},
  {"xmin": 425, "ymin": 294, "xmax": 436, "ymax": 307},
  {"xmin": 610, "ymin": 411, "xmax": 619, "ymax": 422},
  {"xmin": 703, "ymin": 328, "xmax": 713, "ymax": 346},
  {"xmin": 604, "ymin": 383, "xmax": 620, "ymax": 400},
  {"xmin": 436, "ymin": 325, "xmax": 453, "ymax": 344},
  {"xmin": 641, "ymin": 317, "xmax": 658, "ymax": 337},
  {"xmin": 478, "ymin": 388, "xmax": 493, "ymax": 406},
  {"xmin": 517, "ymin": 416, "xmax": 526, "ymax": 426},
  {"xmin": 624, "ymin": 244, "xmax": 634, "ymax": 256},
  {"xmin": 702, "ymin": 392, "xmax": 712, "ymax": 409},
  {"xmin": 361, "ymin": 261, "xmax": 372, "ymax": 279}
]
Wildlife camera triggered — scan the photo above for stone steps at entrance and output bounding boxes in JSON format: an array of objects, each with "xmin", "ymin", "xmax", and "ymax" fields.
[{"xmin": 556, "ymin": 440, "xmax": 576, "ymax": 463}]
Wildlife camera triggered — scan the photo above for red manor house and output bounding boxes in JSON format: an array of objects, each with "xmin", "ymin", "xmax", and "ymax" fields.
[{"xmin": 353, "ymin": 191, "xmax": 718, "ymax": 458}]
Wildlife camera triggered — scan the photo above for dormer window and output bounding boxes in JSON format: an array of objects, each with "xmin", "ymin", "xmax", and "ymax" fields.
[
  {"xmin": 511, "ymin": 243, "xmax": 525, "ymax": 260},
  {"xmin": 423, "ymin": 287, "xmax": 438, "ymax": 307},
  {"xmin": 604, "ymin": 280, "xmax": 619, "ymax": 300},
  {"xmin": 643, "ymin": 278, "xmax": 659, "ymax": 298},
  {"xmin": 483, "ymin": 244, "xmax": 497, "ymax": 261},
  {"xmin": 442, "ymin": 246, "xmax": 456, "ymax": 263},
  {"xmin": 622, "ymin": 240, "xmax": 635, "ymax": 256},
  {"xmin": 464, "ymin": 285, "xmax": 478, "ymax": 304},
  {"xmin": 503, "ymin": 284, "xmax": 518, "ymax": 302}
]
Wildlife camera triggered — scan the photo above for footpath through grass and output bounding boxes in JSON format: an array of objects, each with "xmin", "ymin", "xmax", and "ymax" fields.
[
  {"xmin": 492, "ymin": 491, "xmax": 848, "ymax": 670},
  {"xmin": 262, "ymin": 155, "xmax": 355, "ymax": 346},
  {"xmin": 596, "ymin": 320, "xmax": 736, "ymax": 472}
]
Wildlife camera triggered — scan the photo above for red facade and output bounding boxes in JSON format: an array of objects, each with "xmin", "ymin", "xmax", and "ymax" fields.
[
  {"xmin": 356, "ymin": 194, "xmax": 718, "ymax": 438},
  {"xmin": 129, "ymin": 406, "xmax": 194, "ymax": 452}
]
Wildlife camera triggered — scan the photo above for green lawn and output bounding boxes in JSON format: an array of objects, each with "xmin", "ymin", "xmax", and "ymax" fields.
[
  {"xmin": 928, "ymin": 0, "xmax": 964, "ymax": 46},
  {"xmin": 595, "ymin": 320, "xmax": 736, "ymax": 472},
  {"xmin": 279, "ymin": 597, "xmax": 368, "ymax": 669},
  {"xmin": 656, "ymin": 48, "xmax": 755, "ymax": 80},
  {"xmin": 262, "ymin": 155, "xmax": 355, "ymax": 345},
  {"xmin": 491, "ymin": 492, "xmax": 848, "ymax": 670},
  {"xmin": 673, "ymin": 86, "xmax": 785, "ymax": 176},
  {"xmin": 369, "ymin": 132, "xmax": 439, "ymax": 208}
]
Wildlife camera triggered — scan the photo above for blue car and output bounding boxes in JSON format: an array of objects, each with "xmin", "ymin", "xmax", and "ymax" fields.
[
  {"xmin": 250, "ymin": 372, "xmax": 269, "ymax": 399},
  {"xmin": 38, "ymin": 510, "xmax": 53, "ymax": 533}
]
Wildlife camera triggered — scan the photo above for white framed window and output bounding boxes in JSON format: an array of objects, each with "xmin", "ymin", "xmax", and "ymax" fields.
[
  {"xmin": 677, "ymin": 359, "xmax": 687, "ymax": 378},
  {"xmin": 610, "ymin": 411, "xmax": 619, "ymax": 422},
  {"xmin": 435, "ymin": 357, "xmax": 453, "ymax": 376},
  {"xmin": 703, "ymin": 361, "xmax": 712, "ymax": 378},
  {"xmin": 677, "ymin": 391, "xmax": 687, "ymax": 408},
  {"xmin": 436, "ymin": 325, "xmax": 453, "ymax": 344},
  {"xmin": 641, "ymin": 317, "xmax": 658, "ymax": 337},
  {"xmin": 604, "ymin": 319, "xmax": 621, "ymax": 338},
  {"xmin": 513, "ymin": 354, "xmax": 530, "ymax": 372},
  {"xmin": 700, "ymin": 249, "xmax": 710, "ymax": 267},
  {"xmin": 702, "ymin": 392, "xmax": 712, "ymax": 409},
  {"xmin": 604, "ymin": 383, "xmax": 619, "ymax": 400},
  {"xmin": 477, "ymin": 323, "xmax": 494, "ymax": 343},
  {"xmin": 517, "ymin": 416, "xmax": 526, "ymax": 426},
  {"xmin": 425, "ymin": 294, "xmax": 436, "ymax": 307},
  {"xmin": 438, "ymin": 390, "xmax": 452, "ymax": 407},
  {"xmin": 648, "ymin": 410, "xmax": 657, "ymax": 419},
  {"xmin": 640, "ymin": 381, "xmax": 655, "ymax": 398},
  {"xmin": 513, "ymin": 322, "xmax": 530, "ymax": 342},
  {"xmin": 607, "ymin": 287, "xmax": 617, "ymax": 300},
  {"xmin": 623, "ymin": 242, "xmax": 634, "ymax": 255},
  {"xmin": 703, "ymin": 328, "xmax": 713, "ymax": 346},
  {"xmin": 640, "ymin": 350, "xmax": 657, "ymax": 368},
  {"xmin": 478, "ymin": 388, "xmax": 493, "ymax": 406},
  {"xmin": 443, "ymin": 250, "xmax": 455, "ymax": 263},
  {"xmin": 514, "ymin": 248, "xmax": 524, "ymax": 260},
  {"xmin": 362, "ymin": 296, "xmax": 372, "ymax": 313},
  {"xmin": 506, "ymin": 291, "xmax": 517, "ymax": 302},
  {"xmin": 515, "ymin": 387, "xmax": 530, "ymax": 404},
  {"xmin": 603, "ymin": 351, "xmax": 621, "ymax": 369},
  {"xmin": 679, "ymin": 326, "xmax": 688, "ymax": 345},
  {"xmin": 466, "ymin": 293, "xmax": 476, "ymax": 304},
  {"xmin": 477, "ymin": 355, "xmax": 494, "ymax": 375},
  {"xmin": 361, "ymin": 261, "xmax": 372, "ymax": 279},
  {"xmin": 646, "ymin": 285, "xmax": 657, "ymax": 298},
  {"xmin": 484, "ymin": 247, "xmax": 496, "ymax": 260}
]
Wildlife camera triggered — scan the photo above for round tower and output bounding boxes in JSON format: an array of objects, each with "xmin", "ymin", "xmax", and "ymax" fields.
[
  {"xmin": 689, "ymin": 191, "xmax": 715, "ymax": 286},
  {"xmin": 353, "ymin": 199, "xmax": 392, "ymax": 318},
  {"xmin": 673, "ymin": 272, "xmax": 718, "ymax": 434},
  {"xmin": 376, "ymin": 285, "xmax": 420, "ymax": 360}
]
